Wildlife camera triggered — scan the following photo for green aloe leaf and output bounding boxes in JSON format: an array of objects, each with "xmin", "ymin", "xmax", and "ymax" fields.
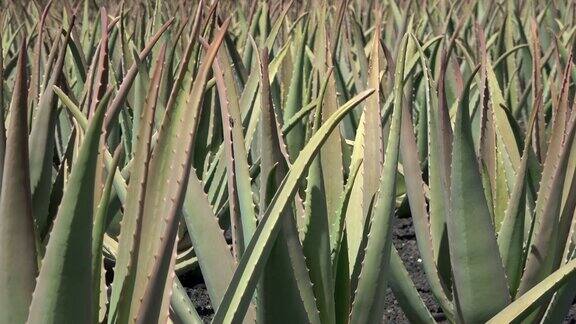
[
  {"xmin": 182, "ymin": 170, "xmax": 236, "ymax": 311},
  {"xmin": 448, "ymin": 65, "xmax": 511, "ymax": 323},
  {"xmin": 283, "ymin": 22, "xmax": 308, "ymax": 161},
  {"xmin": 497, "ymin": 93, "xmax": 540, "ymax": 296},
  {"xmin": 301, "ymin": 67, "xmax": 336, "ymax": 324},
  {"xmin": 92, "ymin": 143, "xmax": 122, "ymax": 324},
  {"xmin": 107, "ymin": 45, "xmax": 166, "ymax": 324},
  {"xmin": 425, "ymin": 40, "xmax": 452, "ymax": 290},
  {"xmin": 257, "ymin": 48, "xmax": 319, "ymax": 323},
  {"xmin": 487, "ymin": 258, "xmax": 576, "ymax": 324},
  {"xmin": 170, "ymin": 277, "xmax": 203, "ymax": 324},
  {"xmin": 348, "ymin": 34, "xmax": 406, "ymax": 324},
  {"xmin": 314, "ymin": 5, "xmax": 344, "ymax": 253},
  {"xmin": 213, "ymin": 89, "xmax": 374, "ymax": 324},
  {"xmin": 402, "ymin": 33, "xmax": 454, "ymax": 320},
  {"xmin": 29, "ymin": 14, "xmax": 76, "ymax": 239},
  {"xmin": 26, "ymin": 76, "xmax": 107, "ymax": 324},
  {"xmin": 133, "ymin": 21, "xmax": 236, "ymax": 323},
  {"xmin": 346, "ymin": 18, "xmax": 384, "ymax": 273},
  {"xmin": 518, "ymin": 96, "xmax": 576, "ymax": 299},
  {"xmin": 388, "ymin": 246, "xmax": 436, "ymax": 324},
  {"xmin": 0, "ymin": 42, "xmax": 38, "ymax": 324},
  {"xmin": 212, "ymin": 39, "xmax": 257, "ymax": 259}
]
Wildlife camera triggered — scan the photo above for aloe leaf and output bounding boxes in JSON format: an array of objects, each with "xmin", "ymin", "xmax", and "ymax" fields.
[
  {"xmin": 257, "ymin": 48, "xmax": 320, "ymax": 323},
  {"xmin": 346, "ymin": 19, "xmax": 384, "ymax": 272},
  {"xmin": 26, "ymin": 77, "xmax": 107, "ymax": 324},
  {"xmin": 518, "ymin": 104, "xmax": 576, "ymax": 297},
  {"xmin": 349, "ymin": 12, "xmax": 369, "ymax": 91},
  {"xmin": 92, "ymin": 144, "xmax": 123, "ymax": 324},
  {"xmin": 404, "ymin": 34, "xmax": 454, "ymax": 318},
  {"xmin": 130, "ymin": 50, "xmax": 150, "ymax": 157},
  {"xmin": 330, "ymin": 159, "xmax": 362, "ymax": 272},
  {"xmin": 29, "ymin": 14, "xmax": 76, "ymax": 239},
  {"xmin": 349, "ymin": 34, "xmax": 406, "ymax": 324},
  {"xmin": 103, "ymin": 18, "xmax": 174, "ymax": 132},
  {"xmin": 282, "ymin": 99, "xmax": 318, "ymax": 135},
  {"xmin": 487, "ymin": 258, "xmax": 576, "ymax": 324},
  {"xmin": 133, "ymin": 22, "xmax": 235, "ymax": 323},
  {"xmin": 497, "ymin": 93, "xmax": 540, "ymax": 296},
  {"xmin": 241, "ymin": 30, "xmax": 291, "ymax": 153},
  {"xmin": 485, "ymin": 58, "xmax": 521, "ymax": 189},
  {"xmin": 213, "ymin": 89, "xmax": 374, "ymax": 323},
  {"xmin": 27, "ymin": 0, "xmax": 52, "ymax": 117},
  {"xmin": 301, "ymin": 69, "xmax": 336, "ymax": 324},
  {"xmin": 502, "ymin": 9, "xmax": 521, "ymax": 116},
  {"xmin": 448, "ymin": 66, "xmax": 511, "ymax": 323},
  {"xmin": 424, "ymin": 42, "xmax": 452, "ymax": 289},
  {"xmin": 0, "ymin": 42, "xmax": 37, "ymax": 324},
  {"xmin": 314, "ymin": 6, "xmax": 344, "ymax": 250},
  {"xmin": 343, "ymin": 110, "xmax": 365, "ymax": 272},
  {"xmin": 388, "ymin": 246, "xmax": 436, "ymax": 324},
  {"xmin": 170, "ymin": 277, "xmax": 203, "ymax": 324},
  {"xmin": 107, "ymin": 46, "xmax": 166, "ymax": 324},
  {"xmin": 87, "ymin": 9, "xmax": 109, "ymax": 119},
  {"xmin": 283, "ymin": 22, "xmax": 308, "ymax": 161},
  {"xmin": 182, "ymin": 169, "xmax": 235, "ymax": 311},
  {"xmin": 212, "ymin": 38, "xmax": 257, "ymax": 259}
]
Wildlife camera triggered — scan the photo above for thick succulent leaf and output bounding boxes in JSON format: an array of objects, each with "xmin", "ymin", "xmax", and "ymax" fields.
[
  {"xmin": 315, "ymin": 6, "xmax": 344, "ymax": 254},
  {"xmin": 212, "ymin": 89, "xmax": 374, "ymax": 323},
  {"xmin": 283, "ymin": 23, "xmax": 308, "ymax": 161},
  {"xmin": 388, "ymin": 246, "xmax": 436, "ymax": 324},
  {"xmin": 540, "ymin": 251, "xmax": 576, "ymax": 324},
  {"xmin": 487, "ymin": 258, "xmax": 576, "ymax": 324},
  {"xmin": 133, "ymin": 22, "xmax": 236, "ymax": 324},
  {"xmin": 107, "ymin": 46, "xmax": 166, "ymax": 324},
  {"xmin": 485, "ymin": 59, "xmax": 521, "ymax": 192},
  {"xmin": 346, "ymin": 18, "xmax": 384, "ymax": 272},
  {"xmin": 424, "ymin": 39, "xmax": 452, "ymax": 288},
  {"xmin": 92, "ymin": 143, "xmax": 122, "ymax": 324},
  {"xmin": 213, "ymin": 40, "xmax": 257, "ymax": 259},
  {"xmin": 343, "ymin": 112, "xmax": 365, "ymax": 274},
  {"xmin": 518, "ymin": 103, "xmax": 576, "ymax": 296},
  {"xmin": 103, "ymin": 18, "xmax": 174, "ymax": 131},
  {"xmin": 87, "ymin": 9, "xmax": 109, "ymax": 119},
  {"xmin": 257, "ymin": 49, "xmax": 319, "ymax": 323},
  {"xmin": 330, "ymin": 159, "xmax": 362, "ymax": 273},
  {"xmin": 181, "ymin": 171, "xmax": 235, "ymax": 310},
  {"xmin": 27, "ymin": 0, "xmax": 53, "ymax": 113},
  {"xmin": 448, "ymin": 68, "xmax": 511, "ymax": 323},
  {"xmin": 29, "ymin": 15, "xmax": 76, "ymax": 239},
  {"xmin": 348, "ymin": 34, "xmax": 406, "ymax": 324},
  {"xmin": 402, "ymin": 34, "xmax": 454, "ymax": 319},
  {"xmin": 170, "ymin": 277, "xmax": 203, "ymax": 324},
  {"xmin": 27, "ymin": 82, "xmax": 106, "ymax": 324},
  {"xmin": 302, "ymin": 137, "xmax": 335, "ymax": 324},
  {"xmin": 0, "ymin": 43, "xmax": 37, "ymax": 324},
  {"xmin": 497, "ymin": 95, "xmax": 539, "ymax": 295}
]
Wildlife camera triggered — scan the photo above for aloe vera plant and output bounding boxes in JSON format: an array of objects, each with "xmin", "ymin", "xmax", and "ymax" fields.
[{"xmin": 0, "ymin": 0, "xmax": 575, "ymax": 323}]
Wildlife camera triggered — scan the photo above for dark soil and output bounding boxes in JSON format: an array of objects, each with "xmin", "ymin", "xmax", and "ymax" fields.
[
  {"xmin": 179, "ymin": 269, "xmax": 214, "ymax": 323},
  {"xmin": 384, "ymin": 216, "xmax": 447, "ymax": 323},
  {"xmin": 179, "ymin": 215, "xmax": 576, "ymax": 323}
]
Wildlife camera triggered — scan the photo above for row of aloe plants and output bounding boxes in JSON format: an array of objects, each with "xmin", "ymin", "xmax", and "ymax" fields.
[{"xmin": 0, "ymin": 0, "xmax": 575, "ymax": 323}]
